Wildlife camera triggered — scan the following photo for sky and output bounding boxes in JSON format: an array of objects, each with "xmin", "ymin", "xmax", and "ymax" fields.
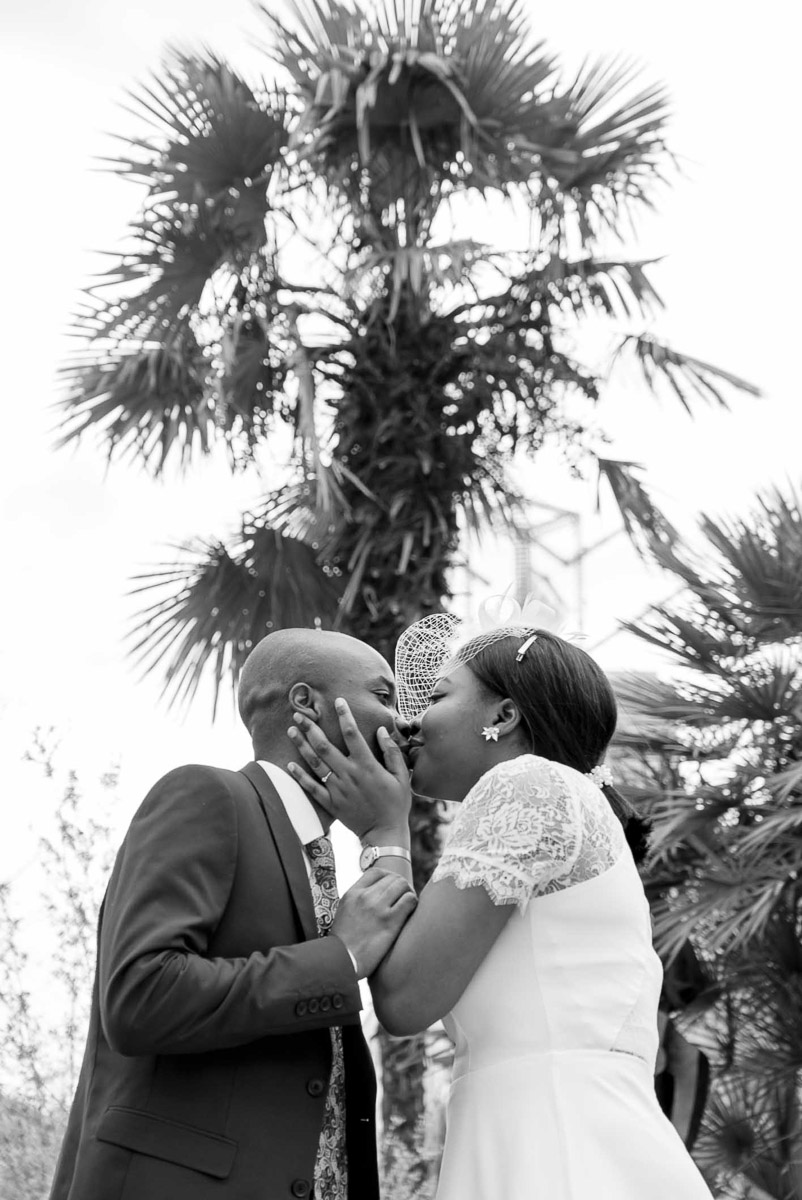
[{"xmin": 0, "ymin": 0, "xmax": 799, "ymax": 900}]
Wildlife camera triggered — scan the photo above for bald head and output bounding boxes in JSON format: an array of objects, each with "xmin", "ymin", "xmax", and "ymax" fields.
[{"xmin": 238, "ymin": 628, "xmax": 395, "ymax": 756}]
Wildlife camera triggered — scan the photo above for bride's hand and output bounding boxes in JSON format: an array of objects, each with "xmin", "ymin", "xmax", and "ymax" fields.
[{"xmin": 286, "ymin": 698, "xmax": 412, "ymax": 842}]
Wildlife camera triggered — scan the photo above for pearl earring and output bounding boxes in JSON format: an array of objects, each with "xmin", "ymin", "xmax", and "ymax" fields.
[{"xmin": 482, "ymin": 726, "xmax": 500, "ymax": 742}]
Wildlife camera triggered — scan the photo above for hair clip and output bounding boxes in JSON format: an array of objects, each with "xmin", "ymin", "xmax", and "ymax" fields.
[
  {"xmin": 515, "ymin": 634, "xmax": 538, "ymax": 662},
  {"xmin": 587, "ymin": 764, "xmax": 614, "ymax": 788}
]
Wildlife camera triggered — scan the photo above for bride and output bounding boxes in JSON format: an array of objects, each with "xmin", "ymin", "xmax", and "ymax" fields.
[{"xmin": 287, "ymin": 608, "xmax": 714, "ymax": 1200}]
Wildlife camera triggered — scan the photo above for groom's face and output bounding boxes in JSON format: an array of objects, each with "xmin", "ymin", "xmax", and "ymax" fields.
[{"xmin": 318, "ymin": 644, "xmax": 408, "ymax": 759}]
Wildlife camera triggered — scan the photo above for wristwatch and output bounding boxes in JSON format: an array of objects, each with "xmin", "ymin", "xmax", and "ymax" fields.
[{"xmin": 359, "ymin": 844, "xmax": 412, "ymax": 871}]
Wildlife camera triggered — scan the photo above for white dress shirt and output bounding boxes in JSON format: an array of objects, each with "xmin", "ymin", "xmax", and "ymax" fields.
[{"xmin": 257, "ymin": 760, "xmax": 359, "ymax": 977}]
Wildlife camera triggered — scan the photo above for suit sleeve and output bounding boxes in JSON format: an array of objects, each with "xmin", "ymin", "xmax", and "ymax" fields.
[{"xmin": 98, "ymin": 765, "xmax": 361, "ymax": 1056}]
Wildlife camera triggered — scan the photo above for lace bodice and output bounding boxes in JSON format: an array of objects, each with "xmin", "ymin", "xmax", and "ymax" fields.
[{"xmin": 431, "ymin": 754, "xmax": 626, "ymax": 910}]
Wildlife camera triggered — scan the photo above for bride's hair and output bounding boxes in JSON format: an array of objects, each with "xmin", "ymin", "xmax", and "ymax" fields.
[{"xmin": 461, "ymin": 629, "xmax": 638, "ymax": 836}]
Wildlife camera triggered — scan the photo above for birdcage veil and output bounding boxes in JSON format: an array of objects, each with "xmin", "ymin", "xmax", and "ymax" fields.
[
  {"xmin": 395, "ymin": 594, "xmax": 582, "ymax": 723},
  {"xmin": 395, "ymin": 612, "xmax": 462, "ymax": 724}
]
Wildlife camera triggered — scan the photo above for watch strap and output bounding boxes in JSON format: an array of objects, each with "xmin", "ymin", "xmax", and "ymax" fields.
[
  {"xmin": 372, "ymin": 845, "xmax": 411, "ymax": 861},
  {"xmin": 360, "ymin": 844, "xmax": 412, "ymax": 868}
]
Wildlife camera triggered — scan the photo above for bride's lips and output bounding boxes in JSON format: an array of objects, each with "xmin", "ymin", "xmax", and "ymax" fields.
[{"xmin": 406, "ymin": 739, "xmax": 424, "ymax": 765}]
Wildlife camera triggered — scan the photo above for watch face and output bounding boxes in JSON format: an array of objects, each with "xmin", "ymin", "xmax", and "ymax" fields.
[{"xmin": 359, "ymin": 845, "xmax": 377, "ymax": 870}]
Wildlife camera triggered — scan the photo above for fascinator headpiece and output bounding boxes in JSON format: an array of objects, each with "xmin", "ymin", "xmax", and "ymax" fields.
[{"xmin": 395, "ymin": 592, "xmax": 584, "ymax": 722}]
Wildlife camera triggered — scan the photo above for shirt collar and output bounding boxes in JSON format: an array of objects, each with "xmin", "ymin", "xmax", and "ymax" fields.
[{"xmin": 257, "ymin": 760, "xmax": 325, "ymax": 847}]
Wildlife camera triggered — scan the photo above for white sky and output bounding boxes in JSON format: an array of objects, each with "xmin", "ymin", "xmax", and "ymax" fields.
[{"xmin": 0, "ymin": 0, "xmax": 799, "ymax": 897}]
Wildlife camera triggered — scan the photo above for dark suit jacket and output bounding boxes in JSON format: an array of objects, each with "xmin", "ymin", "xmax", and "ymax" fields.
[{"xmin": 49, "ymin": 761, "xmax": 380, "ymax": 1200}]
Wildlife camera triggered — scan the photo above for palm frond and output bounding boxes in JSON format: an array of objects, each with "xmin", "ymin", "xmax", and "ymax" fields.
[
  {"xmin": 538, "ymin": 57, "xmax": 671, "ymax": 239},
  {"xmin": 626, "ymin": 487, "xmax": 802, "ymax": 653},
  {"xmin": 596, "ymin": 457, "xmax": 679, "ymax": 557},
  {"xmin": 697, "ymin": 489, "xmax": 802, "ymax": 636},
  {"xmin": 112, "ymin": 49, "xmax": 292, "ymax": 228},
  {"xmin": 128, "ymin": 516, "xmax": 343, "ymax": 714},
  {"xmin": 218, "ymin": 309, "xmax": 288, "ymax": 444},
  {"xmin": 59, "ymin": 279, "xmax": 321, "ymax": 472},
  {"xmin": 257, "ymin": 0, "xmax": 668, "ymax": 246},
  {"xmin": 624, "ymin": 606, "xmax": 745, "ymax": 670},
  {"xmin": 58, "ymin": 327, "xmax": 214, "ymax": 475},
  {"xmin": 764, "ymin": 759, "xmax": 802, "ymax": 805},
  {"xmin": 694, "ymin": 1073, "xmax": 801, "ymax": 1199},
  {"xmin": 611, "ymin": 720, "xmax": 689, "ymax": 760},
  {"xmin": 613, "ymin": 488, "xmax": 802, "ymax": 1194},
  {"xmin": 652, "ymin": 866, "xmax": 791, "ymax": 963},
  {"xmin": 456, "ymin": 463, "xmax": 531, "ymax": 543},
  {"xmin": 75, "ymin": 52, "xmax": 293, "ymax": 351},
  {"xmin": 560, "ymin": 256, "xmax": 664, "ymax": 320},
  {"xmin": 497, "ymin": 254, "xmax": 664, "ymax": 324},
  {"xmin": 613, "ymin": 670, "xmax": 715, "ymax": 724},
  {"xmin": 618, "ymin": 656, "xmax": 802, "ymax": 728},
  {"xmin": 641, "ymin": 782, "xmax": 743, "ymax": 864},
  {"xmin": 716, "ymin": 664, "xmax": 802, "ymax": 723},
  {"xmin": 345, "ymin": 239, "xmax": 500, "ymax": 318},
  {"xmin": 57, "ymin": 52, "xmax": 305, "ymax": 470},
  {"xmin": 612, "ymin": 332, "xmax": 761, "ymax": 413},
  {"xmin": 738, "ymin": 801, "xmax": 802, "ymax": 855}
]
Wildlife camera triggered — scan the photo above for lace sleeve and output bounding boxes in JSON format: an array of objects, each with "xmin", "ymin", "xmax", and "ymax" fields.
[{"xmin": 431, "ymin": 756, "xmax": 582, "ymax": 910}]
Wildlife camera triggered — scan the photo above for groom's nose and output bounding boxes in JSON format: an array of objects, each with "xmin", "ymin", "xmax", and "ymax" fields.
[{"xmin": 392, "ymin": 710, "xmax": 412, "ymax": 740}]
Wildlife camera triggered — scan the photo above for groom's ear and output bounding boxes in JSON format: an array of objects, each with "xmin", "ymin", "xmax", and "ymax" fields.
[{"xmin": 288, "ymin": 681, "xmax": 323, "ymax": 721}]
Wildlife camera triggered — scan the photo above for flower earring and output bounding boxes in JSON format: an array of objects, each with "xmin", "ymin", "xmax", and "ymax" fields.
[{"xmin": 482, "ymin": 726, "xmax": 500, "ymax": 742}]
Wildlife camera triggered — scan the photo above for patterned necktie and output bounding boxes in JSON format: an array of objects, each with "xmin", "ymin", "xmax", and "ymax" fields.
[{"xmin": 305, "ymin": 834, "xmax": 349, "ymax": 1200}]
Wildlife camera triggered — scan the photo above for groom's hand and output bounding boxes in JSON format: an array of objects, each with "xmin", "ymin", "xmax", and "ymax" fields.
[
  {"xmin": 287, "ymin": 699, "xmax": 412, "ymax": 842},
  {"xmin": 331, "ymin": 869, "xmax": 417, "ymax": 978}
]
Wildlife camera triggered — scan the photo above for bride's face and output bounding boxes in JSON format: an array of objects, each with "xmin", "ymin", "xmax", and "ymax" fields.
[{"xmin": 408, "ymin": 664, "xmax": 501, "ymax": 804}]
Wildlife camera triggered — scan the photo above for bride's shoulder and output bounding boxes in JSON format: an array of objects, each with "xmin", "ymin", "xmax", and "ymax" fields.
[
  {"xmin": 476, "ymin": 753, "xmax": 573, "ymax": 785},
  {"xmin": 467, "ymin": 754, "xmax": 575, "ymax": 807},
  {"xmin": 504, "ymin": 754, "xmax": 601, "ymax": 793}
]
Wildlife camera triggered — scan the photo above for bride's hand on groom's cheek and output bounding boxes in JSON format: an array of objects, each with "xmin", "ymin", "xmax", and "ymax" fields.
[{"xmin": 286, "ymin": 700, "xmax": 412, "ymax": 840}]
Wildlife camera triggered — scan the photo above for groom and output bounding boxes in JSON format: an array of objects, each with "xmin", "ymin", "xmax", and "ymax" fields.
[{"xmin": 50, "ymin": 629, "xmax": 416, "ymax": 1200}]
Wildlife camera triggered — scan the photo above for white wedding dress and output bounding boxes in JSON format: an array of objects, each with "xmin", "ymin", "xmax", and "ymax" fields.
[{"xmin": 430, "ymin": 754, "xmax": 713, "ymax": 1200}]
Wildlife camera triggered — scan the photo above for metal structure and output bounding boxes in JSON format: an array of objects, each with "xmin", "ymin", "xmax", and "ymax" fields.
[{"xmin": 455, "ymin": 499, "xmax": 625, "ymax": 645}]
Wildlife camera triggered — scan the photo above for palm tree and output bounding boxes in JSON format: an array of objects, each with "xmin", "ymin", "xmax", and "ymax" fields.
[
  {"xmin": 612, "ymin": 483, "xmax": 802, "ymax": 1198},
  {"xmin": 58, "ymin": 0, "xmax": 757, "ymax": 1173}
]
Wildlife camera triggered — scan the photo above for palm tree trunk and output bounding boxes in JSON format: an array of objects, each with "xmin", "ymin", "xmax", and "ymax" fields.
[
  {"xmin": 333, "ymin": 301, "xmax": 461, "ymax": 1170},
  {"xmin": 372, "ymin": 803, "xmax": 447, "ymax": 1183}
]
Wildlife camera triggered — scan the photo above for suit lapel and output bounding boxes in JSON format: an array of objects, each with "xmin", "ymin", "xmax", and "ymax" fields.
[{"xmin": 240, "ymin": 761, "xmax": 319, "ymax": 943}]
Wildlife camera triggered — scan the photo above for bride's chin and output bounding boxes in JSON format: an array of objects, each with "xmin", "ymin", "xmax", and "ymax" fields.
[
  {"xmin": 410, "ymin": 764, "xmax": 437, "ymax": 800},
  {"xmin": 411, "ymin": 768, "xmax": 450, "ymax": 804}
]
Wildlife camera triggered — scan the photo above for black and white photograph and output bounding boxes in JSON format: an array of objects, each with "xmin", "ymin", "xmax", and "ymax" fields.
[{"xmin": 1, "ymin": 1, "xmax": 799, "ymax": 1197}]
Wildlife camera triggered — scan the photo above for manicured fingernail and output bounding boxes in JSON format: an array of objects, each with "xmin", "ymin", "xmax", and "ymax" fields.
[
  {"xmin": 286, "ymin": 763, "xmax": 296, "ymax": 773},
  {"xmin": 293, "ymin": 713, "xmax": 306, "ymax": 725},
  {"xmin": 335, "ymin": 698, "xmax": 345, "ymax": 710},
  {"xmin": 287, "ymin": 728, "xmax": 298, "ymax": 740}
]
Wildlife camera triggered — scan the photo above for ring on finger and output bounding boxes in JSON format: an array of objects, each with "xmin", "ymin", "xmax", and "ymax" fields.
[{"xmin": 320, "ymin": 770, "xmax": 333, "ymax": 785}]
